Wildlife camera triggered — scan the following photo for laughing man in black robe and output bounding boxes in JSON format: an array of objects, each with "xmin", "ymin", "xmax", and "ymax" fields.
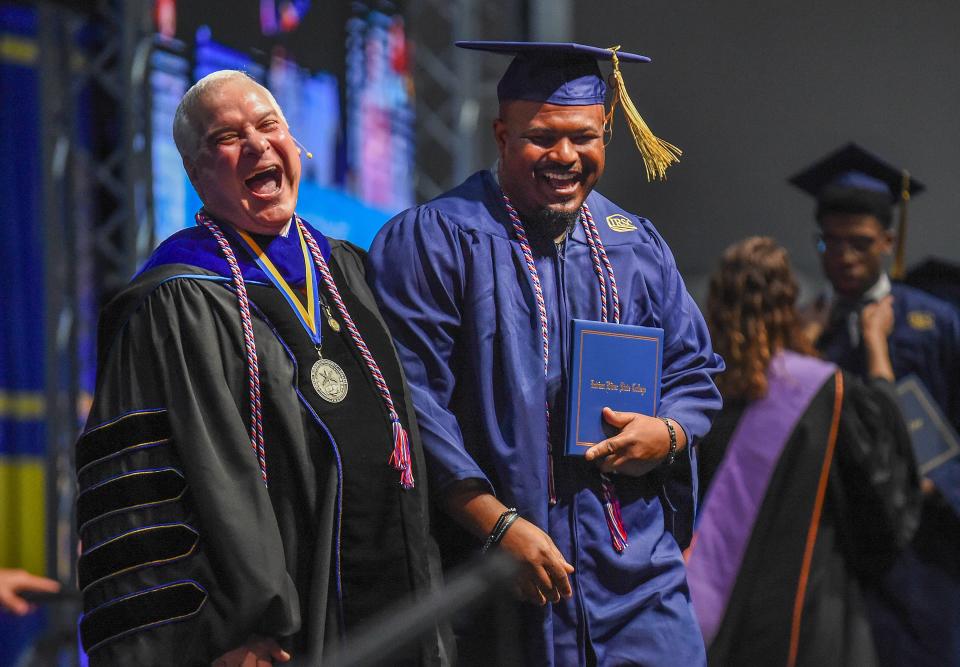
[{"xmin": 74, "ymin": 70, "xmax": 449, "ymax": 666}]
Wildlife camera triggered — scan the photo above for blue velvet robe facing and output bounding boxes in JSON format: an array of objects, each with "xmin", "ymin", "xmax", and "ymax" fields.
[
  {"xmin": 367, "ymin": 171, "xmax": 723, "ymax": 666},
  {"xmin": 819, "ymin": 281, "xmax": 960, "ymax": 666}
]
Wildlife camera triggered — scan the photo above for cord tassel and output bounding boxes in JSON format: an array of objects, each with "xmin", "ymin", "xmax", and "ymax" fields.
[
  {"xmin": 300, "ymin": 219, "xmax": 415, "ymax": 490},
  {"xmin": 601, "ymin": 474, "xmax": 628, "ymax": 553},
  {"xmin": 389, "ymin": 416, "xmax": 415, "ymax": 489},
  {"xmin": 605, "ymin": 45, "xmax": 682, "ymax": 181},
  {"xmin": 891, "ymin": 169, "xmax": 910, "ymax": 280}
]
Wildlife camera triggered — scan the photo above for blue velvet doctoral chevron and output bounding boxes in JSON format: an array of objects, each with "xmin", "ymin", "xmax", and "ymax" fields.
[
  {"xmin": 896, "ymin": 375, "xmax": 960, "ymax": 478},
  {"xmin": 566, "ymin": 319, "xmax": 663, "ymax": 456}
]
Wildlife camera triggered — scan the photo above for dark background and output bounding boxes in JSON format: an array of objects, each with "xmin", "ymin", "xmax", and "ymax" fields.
[{"xmin": 456, "ymin": 1, "xmax": 960, "ymax": 300}]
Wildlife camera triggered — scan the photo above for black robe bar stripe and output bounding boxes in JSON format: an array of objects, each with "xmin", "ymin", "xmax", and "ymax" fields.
[
  {"xmin": 78, "ymin": 523, "xmax": 199, "ymax": 591},
  {"xmin": 76, "ymin": 467, "xmax": 186, "ymax": 533},
  {"xmin": 80, "ymin": 580, "xmax": 207, "ymax": 654},
  {"xmin": 76, "ymin": 408, "xmax": 171, "ymax": 473}
]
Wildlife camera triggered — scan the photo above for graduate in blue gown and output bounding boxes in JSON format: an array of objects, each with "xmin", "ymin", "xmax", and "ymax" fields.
[
  {"xmin": 367, "ymin": 41, "xmax": 723, "ymax": 666},
  {"xmin": 791, "ymin": 143, "xmax": 960, "ymax": 667}
]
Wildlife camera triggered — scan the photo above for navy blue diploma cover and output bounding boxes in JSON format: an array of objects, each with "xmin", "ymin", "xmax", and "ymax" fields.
[
  {"xmin": 895, "ymin": 374, "xmax": 960, "ymax": 476},
  {"xmin": 565, "ymin": 319, "xmax": 663, "ymax": 456}
]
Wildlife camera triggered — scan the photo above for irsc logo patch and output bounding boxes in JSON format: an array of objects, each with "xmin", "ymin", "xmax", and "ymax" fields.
[
  {"xmin": 907, "ymin": 311, "xmax": 936, "ymax": 331},
  {"xmin": 606, "ymin": 214, "xmax": 637, "ymax": 232}
]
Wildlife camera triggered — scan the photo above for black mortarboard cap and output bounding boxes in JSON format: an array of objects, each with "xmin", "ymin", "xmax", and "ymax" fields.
[
  {"xmin": 789, "ymin": 142, "xmax": 925, "ymax": 277},
  {"xmin": 789, "ymin": 142, "xmax": 924, "ymax": 200},
  {"xmin": 455, "ymin": 40, "xmax": 680, "ymax": 180}
]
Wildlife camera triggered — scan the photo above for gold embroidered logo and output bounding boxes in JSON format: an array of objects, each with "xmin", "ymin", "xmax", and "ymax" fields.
[
  {"xmin": 606, "ymin": 214, "xmax": 637, "ymax": 232},
  {"xmin": 908, "ymin": 311, "xmax": 935, "ymax": 331}
]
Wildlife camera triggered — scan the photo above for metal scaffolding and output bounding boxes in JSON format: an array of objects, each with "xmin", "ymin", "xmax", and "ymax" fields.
[
  {"xmin": 405, "ymin": 0, "xmax": 522, "ymax": 202},
  {"xmin": 35, "ymin": 0, "xmax": 154, "ymax": 660},
  {"xmin": 405, "ymin": 0, "xmax": 572, "ymax": 203}
]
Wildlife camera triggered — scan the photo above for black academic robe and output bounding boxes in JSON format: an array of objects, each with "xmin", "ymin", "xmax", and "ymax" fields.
[
  {"xmin": 819, "ymin": 281, "xmax": 960, "ymax": 666},
  {"xmin": 75, "ymin": 237, "xmax": 447, "ymax": 666},
  {"xmin": 687, "ymin": 352, "xmax": 920, "ymax": 667}
]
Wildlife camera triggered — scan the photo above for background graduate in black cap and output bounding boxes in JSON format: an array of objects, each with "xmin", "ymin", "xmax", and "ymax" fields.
[
  {"xmin": 791, "ymin": 143, "xmax": 960, "ymax": 667},
  {"xmin": 367, "ymin": 41, "xmax": 723, "ymax": 667}
]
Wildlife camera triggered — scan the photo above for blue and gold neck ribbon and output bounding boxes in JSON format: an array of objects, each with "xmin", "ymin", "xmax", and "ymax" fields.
[{"xmin": 234, "ymin": 224, "xmax": 323, "ymax": 348}]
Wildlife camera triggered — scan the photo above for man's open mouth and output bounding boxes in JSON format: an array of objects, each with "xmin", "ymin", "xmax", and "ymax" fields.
[
  {"xmin": 244, "ymin": 165, "xmax": 282, "ymax": 196},
  {"xmin": 537, "ymin": 169, "xmax": 581, "ymax": 194}
]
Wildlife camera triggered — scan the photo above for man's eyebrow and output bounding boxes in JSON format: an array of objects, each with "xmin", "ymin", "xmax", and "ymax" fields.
[{"xmin": 523, "ymin": 125, "xmax": 599, "ymax": 134}]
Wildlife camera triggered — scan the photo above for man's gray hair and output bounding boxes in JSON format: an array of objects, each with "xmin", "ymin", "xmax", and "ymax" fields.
[{"xmin": 173, "ymin": 70, "xmax": 286, "ymax": 162}]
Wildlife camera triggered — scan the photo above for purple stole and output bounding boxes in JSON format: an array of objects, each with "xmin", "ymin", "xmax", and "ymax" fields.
[{"xmin": 686, "ymin": 350, "xmax": 837, "ymax": 645}]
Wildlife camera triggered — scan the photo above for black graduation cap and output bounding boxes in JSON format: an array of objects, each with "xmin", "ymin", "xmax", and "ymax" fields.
[
  {"xmin": 455, "ymin": 40, "xmax": 680, "ymax": 181},
  {"xmin": 789, "ymin": 142, "xmax": 925, "ymax": 206},
  {"xmin": 788, "ymin": 142, "xmax": 924, "ymax": 277}
]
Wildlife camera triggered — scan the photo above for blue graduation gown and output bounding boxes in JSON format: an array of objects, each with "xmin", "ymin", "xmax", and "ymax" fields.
[
  {"xmin": 367, "ymin": 170, "xmax": 723, "ymax": 666},
  {"xmin": 820, "ymin": 281, "xmax": 960, "ymax": 666}
]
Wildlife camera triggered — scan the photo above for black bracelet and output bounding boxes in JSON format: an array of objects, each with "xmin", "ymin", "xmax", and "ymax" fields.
[
  {"xmin": 481, "ymin": 507, "xmax": 519, "ymax": 553},
  {"xmin": 658, "ymin": 417, "xmax": 678, "ymax": 466}
]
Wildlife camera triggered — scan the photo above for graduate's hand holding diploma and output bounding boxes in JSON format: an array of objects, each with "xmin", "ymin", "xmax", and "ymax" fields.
[
  {"xmin": 861, "ymin": 296, "xmax": 940, "ymax": 497},
  {"xmin": 584, "ymin": 408, "xmax": 687, "ymax": 476}
]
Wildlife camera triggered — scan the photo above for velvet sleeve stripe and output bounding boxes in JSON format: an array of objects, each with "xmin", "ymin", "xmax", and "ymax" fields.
[
  {"xmin": 76, "ymin": 467, "xmax": 186, "ymax": 533},
  {"xmin": 78, "ymin": 523, "xmax": 199, "ymax": 592},
  {"xmin": 76, "ymin": 408, "xmax": 171, "ymax": 474},
  {"xmin": 79, "ymin": 580, "xmax": 207, "ymax": 654}
]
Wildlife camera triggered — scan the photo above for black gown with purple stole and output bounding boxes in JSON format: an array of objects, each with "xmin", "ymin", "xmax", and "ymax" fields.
[
  {"xmin": 75, "ymin": 220, "xmax": 447, "ymax": 666},
  {"xmin": 687, "ymin": 351, "xmax": 920, "ymax": 667}
]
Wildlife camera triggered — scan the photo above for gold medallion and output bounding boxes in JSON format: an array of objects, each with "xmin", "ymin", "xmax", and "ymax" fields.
[
  {"xmin": 311, "ymin": 358, "xmax": 348, "ymax": 403},
  {"xmin": 322, "ymin": 302, "xmax": 342, "ymax": 332}
]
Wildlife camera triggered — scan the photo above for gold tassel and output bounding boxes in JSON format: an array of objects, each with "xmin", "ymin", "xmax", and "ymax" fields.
[
  {"xmin": 891, "ymin": 169, "xmax": 910, "ymax": 280},
  {"xmin": 604, "ymin": 45, "xmax": 682, "ymax": 181}
]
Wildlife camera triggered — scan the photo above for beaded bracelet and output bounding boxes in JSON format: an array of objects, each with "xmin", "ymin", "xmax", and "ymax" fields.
[
  {"xmin": 481, "ymin": 507, "xmax": 519, "ymax": 553},
  {"xmin": 658, "ymin": 417, "xmax": 678, "ymax": 466}
]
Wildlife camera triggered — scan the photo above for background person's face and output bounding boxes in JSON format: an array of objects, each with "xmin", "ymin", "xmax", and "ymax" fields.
[
  {"xmin": 494, "ymin": 100, "xmax": 605, "ymax": 220},
  {"xmin": 186, "ymin": 78, "xmax": 301, "ymax": 234},
  {"xmin": 818, "ymin": 212, "xmax": 893, "ymax": 299}
]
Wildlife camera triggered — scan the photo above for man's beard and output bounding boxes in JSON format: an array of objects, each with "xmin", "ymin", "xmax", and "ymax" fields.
[{"xmin": 525, "ymin": 207, "xmax": 579, "ymax": 242}]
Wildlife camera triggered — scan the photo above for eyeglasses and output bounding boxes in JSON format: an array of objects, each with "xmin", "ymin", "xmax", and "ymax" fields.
[{"xmin": 813, "ymin": 233, "xmax": 880, "ymax": 255}]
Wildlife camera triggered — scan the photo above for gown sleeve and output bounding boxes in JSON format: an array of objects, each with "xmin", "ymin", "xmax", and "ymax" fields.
[
  {"xmin": 76, "ymin": 278, "xmax": 300, "ymax": 666},
  {"xmin": 832, "ymin": 373, "xmax": 922, "ymax": 575},
  {"xmin": 644, "ymin": 222, "xmax": 724, "ymax": 444},
  {"xmin": 366, "ymin": 208, "xmax": 493, "ymax": 493},
  {"xmin": 932, "ymin": 305, "xmax": 960, "ymax": 514}
]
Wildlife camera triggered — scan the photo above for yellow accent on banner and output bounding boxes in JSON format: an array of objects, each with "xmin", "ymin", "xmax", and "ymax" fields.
[
  {"xmin": 0, "ymin": 391, "xmax": 45, "ymax": 420},
  {"xmin": 0, "ymin": 458, "xmax": 46, "ymax": 573},
  {"xmin": 0, "ymin": 33, "xmax": 37, "ymax": 66}
]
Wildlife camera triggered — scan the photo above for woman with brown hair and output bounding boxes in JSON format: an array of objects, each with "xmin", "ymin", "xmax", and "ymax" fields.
[{"xmin": 685, "ymin": 237, "xmax": 921, "ymax": 667}]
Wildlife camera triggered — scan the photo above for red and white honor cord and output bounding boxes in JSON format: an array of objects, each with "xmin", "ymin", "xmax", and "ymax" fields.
[
  {"xmin": 501, "ymin": 194, "xmax": 556, "ymax": 506},
  {"xmin": 198, "ymin": 210, "xmax": 414, "ymax": 489},
  {"xmin": 197, "ymin": 211, "xmax": 268, "ymax": 485},
  {"xmin": 299, "ymin": 217, "xmax": 414, "ymax": 489},
  {"xmin": 501, "ymin": 194, "xmax": 629, "ymax": 553}
]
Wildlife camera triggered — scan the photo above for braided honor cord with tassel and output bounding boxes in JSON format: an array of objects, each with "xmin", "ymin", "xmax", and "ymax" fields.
[
  {"xmin": 198, "ymin": 210, "xmax": 414, "ymax": 489},
  {"xmin": 298, "ymin": 217, "xmax": 414, "ymax": 489},
  {"xmin": 501, "ymin": 194, "xmax": 629, "ymax": 552}
]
